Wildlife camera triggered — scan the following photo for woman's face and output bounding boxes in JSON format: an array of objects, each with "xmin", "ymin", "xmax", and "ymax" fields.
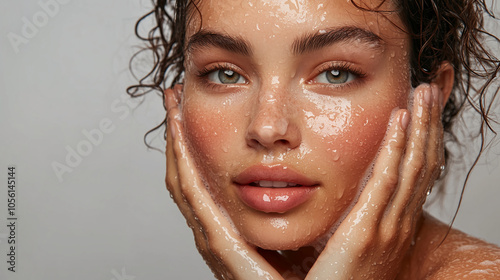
[{"xmin": 180, "ymin": 0, "xmax": 411, "ymax": 250}]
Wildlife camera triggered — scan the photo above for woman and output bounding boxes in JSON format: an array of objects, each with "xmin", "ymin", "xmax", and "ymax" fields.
[{"xmin": 130, "ymin": 0, "xmax": 500, "ymax": 278}]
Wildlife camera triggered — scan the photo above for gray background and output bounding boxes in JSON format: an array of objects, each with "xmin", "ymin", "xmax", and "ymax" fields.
[{"xmin": 0, "ymin": 1, "xmax": 499, "ymax": 279}]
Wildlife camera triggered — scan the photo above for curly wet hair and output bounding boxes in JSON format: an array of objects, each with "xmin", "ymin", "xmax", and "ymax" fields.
[{"xmin": 128, "ymin": 0, "xmax": 499, "ymax": 216}]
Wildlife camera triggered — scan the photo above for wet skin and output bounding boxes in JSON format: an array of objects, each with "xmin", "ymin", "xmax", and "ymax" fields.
[
  {"xmin": 165, "ymin": 0, "xmax": 500, "ymax": 278},
  {"xmin": 180, "ymin": 0, "xmax": 410, "ymax": 250}
]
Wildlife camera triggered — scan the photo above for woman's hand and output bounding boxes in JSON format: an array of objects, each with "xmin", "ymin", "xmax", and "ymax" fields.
[
  {"xmin": 164, "ymin": 86, "xmax": 283, "ymax": 280},
  {"xmin": 306, "ymin": 84, "xmax": 445, "ymax": 280}
]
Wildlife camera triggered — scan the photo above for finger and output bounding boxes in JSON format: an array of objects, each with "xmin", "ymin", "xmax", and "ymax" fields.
[
  {"xmin": 166, "ymin": 112, "xmax": 179, "ymax": 195},
  {"xmin": 166, "ymin": 111, "xmax": 201, "ymax": 230},
  {"xmin": 165, "ymin": 86, "xmax": 186, "ymax": 199},
  {"xmin": 391, "ymin": 84, "xmax": 433, "ymax": 215},
  {"xmin": 166, "ymin": 110, "xmax": 216, "ymax": 265},
  {"xmin": 165, "ymin": 88, "xmax": 204, "ymax": 233},
  {"xmin": 411, "ymin": 83, "xmax": 444, "ymax": 208},
  {"xmin": 165, "ymin": 88, "xmax": 185, "ymax": 203},
  {"xmin": 165, "ymin": 86, "xmax": 181, "ymax": 193},
  {"xmin": 169, "ymin": 114, "xmax": 225, "ymax": 231}
]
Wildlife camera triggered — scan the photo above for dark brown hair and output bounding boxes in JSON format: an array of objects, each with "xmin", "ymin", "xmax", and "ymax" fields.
[{"xmin": 128, "ymin": 0, "xmax": 499, "ymax": 217}]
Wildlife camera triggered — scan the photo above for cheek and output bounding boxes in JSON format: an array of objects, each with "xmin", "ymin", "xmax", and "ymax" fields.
[
  {"xmin": 302, "ymin": 89, "xmax": 407, "ymax": 179},
  {"xmin": 307, "ymin": 111, "xmax": 387, "ymax": 191},
  {"xmin": 302, "ymin": 96, "xmax": 352, "ymax": 138},
  {"xmin": 343, "ymin": 82, "xmax": 409, "ymax": 163},
  {"xmin": 183, "ymin": 103, "xmax": 225, "ymax": 160},
  {"xmin": 340, "ymin": 106, "xmax": 393, "ymax": 165},
  {"xmin": 181, "ymin": 97, "xmax": 242, "ymax": 185},
  {"xmin": 301, "ymin": 96, "xmax": 382, "ymax": 164}
]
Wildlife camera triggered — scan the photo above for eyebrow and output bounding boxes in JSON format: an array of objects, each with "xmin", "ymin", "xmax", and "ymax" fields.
[
  {"xmin": 291, "ymin": 26, "xmax": 383, "ymax": 55},
  {"xmin": 186, "ymin": 30, "xmax": 252, "ymax": 56},
  {"xmin": 186, "ymin": 26, "xmax": 382, "ymax": 57}
]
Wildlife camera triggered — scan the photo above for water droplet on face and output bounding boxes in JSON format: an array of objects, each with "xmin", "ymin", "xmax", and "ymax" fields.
[
  {"xmin": 302, "ymin": 95, "xmax": 352, "ymax": 138},
  {"xmin": 331, "ymin": 150, "xmax": 340, "ymax": 161},
  {"xmin": 270, "ymin": 218, "xmax": 289, "ymax": 231}
]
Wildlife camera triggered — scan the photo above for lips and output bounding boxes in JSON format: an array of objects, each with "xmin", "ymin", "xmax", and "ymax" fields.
[{"xmin": 234, "ymin": 165, "xmax": 319, "ymax": 213}]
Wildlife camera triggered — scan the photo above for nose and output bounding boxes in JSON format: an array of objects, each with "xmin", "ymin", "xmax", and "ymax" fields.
[{"xmin": 245, "ymin": 92, "xmax": 301, "ymax": 150}]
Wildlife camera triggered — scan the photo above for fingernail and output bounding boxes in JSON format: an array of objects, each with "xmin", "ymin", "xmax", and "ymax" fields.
[{"xmin": 400, "ymin": 111, "xmax": 410, "ymax": 131}]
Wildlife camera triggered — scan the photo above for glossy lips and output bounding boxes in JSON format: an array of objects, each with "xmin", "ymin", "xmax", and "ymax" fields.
[{"xmin": 234, "ymin": 165, "xmax": 319, "ymax": 213}]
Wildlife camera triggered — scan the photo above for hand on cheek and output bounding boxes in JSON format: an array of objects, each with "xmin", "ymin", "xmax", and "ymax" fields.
[
  {"xmin": 164, "ymin": 87, "xmax": 283, "ymax": 280},
  {"xmin": 305, "ymin": 84, "xmax": 445, "ymax": 279}
]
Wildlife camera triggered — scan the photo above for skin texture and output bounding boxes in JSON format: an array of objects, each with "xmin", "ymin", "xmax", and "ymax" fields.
[
  {"xmin": 182, "ymin": 0, "xmax": 411, "ymax": 251},
  {"xmin": 164, "ymin": 0, "xmax": 500, "ymax": 279}
]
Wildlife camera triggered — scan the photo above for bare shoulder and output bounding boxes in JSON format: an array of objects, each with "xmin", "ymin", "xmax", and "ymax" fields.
[{"xmin": 407, "ymin": 214, "xmax": 500, "ymax": 280}]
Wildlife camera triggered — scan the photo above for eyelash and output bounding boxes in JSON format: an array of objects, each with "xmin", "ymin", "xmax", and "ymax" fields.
[
  {"xmin": 310, "ymin": 62, "xmax": 367, "ymax": 88},
  {"xmin": 196, "ymin": 63, "xmax": 247, "ymax": 89},
  {"xmin": 195, "ymin": 61, "xmax": 367, "ymax": 90},
  {"xmin": 197, "ymin": 63, "xmax": 233, "ymax": 77}
]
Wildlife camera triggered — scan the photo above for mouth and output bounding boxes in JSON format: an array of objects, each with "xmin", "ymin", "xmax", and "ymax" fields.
[
  {"xmin": 234, "ymin": 165, "xmax": 319, "ymax": 213},
  {"xmin": 249, "ymin": 181, "xmax": 299, "ymax": 188}
]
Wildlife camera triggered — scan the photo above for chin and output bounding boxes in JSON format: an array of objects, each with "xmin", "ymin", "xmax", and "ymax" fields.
[
  {"xmin": 235, "ymin": 215, "xmax": 331, "ymax": 251},
  {"xmin": 246, "ymin": 233, "xmax": 317, "ymax": 251}
]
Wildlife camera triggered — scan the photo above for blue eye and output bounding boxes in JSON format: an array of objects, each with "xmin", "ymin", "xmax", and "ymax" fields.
[
  {"xmin": 315, "ymin": 69, "xmax": 355, "ymax": 84},
  {"xmin": 207, "ymin": 69, "xmax": 246, "ymax": 84}
]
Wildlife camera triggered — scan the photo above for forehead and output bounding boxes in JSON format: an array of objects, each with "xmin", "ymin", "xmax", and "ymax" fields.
[{"xmin": 186, "ymin": 0, "xmax": 406, "ymax": 43}]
